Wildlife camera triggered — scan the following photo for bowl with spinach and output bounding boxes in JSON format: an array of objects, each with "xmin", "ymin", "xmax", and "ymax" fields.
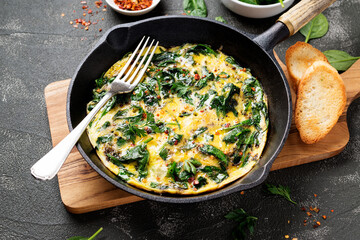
[{"xmin": 221, "ymin": 0, "xmax": 294, "ymax": 18}]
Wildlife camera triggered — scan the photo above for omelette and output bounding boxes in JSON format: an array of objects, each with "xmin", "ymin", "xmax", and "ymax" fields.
[{"xmin": 86, "ymin": 44, "xmax": 268, "ymax": 195}]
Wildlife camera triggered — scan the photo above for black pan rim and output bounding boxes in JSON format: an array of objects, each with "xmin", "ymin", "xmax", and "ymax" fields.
[{"xmin": 66, "ymin": 15, "xmax": 292, "ymax": 203}]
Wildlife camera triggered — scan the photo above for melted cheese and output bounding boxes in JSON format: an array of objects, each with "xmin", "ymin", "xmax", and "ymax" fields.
[{"xmin": 86, "ymin": 44, "xmax": 268, "ymax": 195}]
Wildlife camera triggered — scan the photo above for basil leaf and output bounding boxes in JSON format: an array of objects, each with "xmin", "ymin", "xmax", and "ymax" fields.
[
  {"xmin": 215, "ymin": 16, "xmax": 227, "ymax": 24},
  {"xmin": 300, "ymin": 13, "xmax": 328, "ymax": 43},
  {"xmin": 323, "ymin": 50, "xmax": 360, "ymax": 71},
  {"xmin": 183, "ymin": 0, "xmax": 207, "ymax": 17}
]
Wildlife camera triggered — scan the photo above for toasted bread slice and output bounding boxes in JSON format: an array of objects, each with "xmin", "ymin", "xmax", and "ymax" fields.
[
  {"xmin": 286, "ymin": 42, "xmax": 329, "ymax": 91},
  {"xmin": 295, "ymin": 61, "xmax": 346, "ymax": 144}
]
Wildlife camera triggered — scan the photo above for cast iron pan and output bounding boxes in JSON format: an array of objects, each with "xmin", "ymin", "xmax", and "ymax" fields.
[{"xmin": 67, "ymin": 0, "xmax": 335, "ymax": 203}]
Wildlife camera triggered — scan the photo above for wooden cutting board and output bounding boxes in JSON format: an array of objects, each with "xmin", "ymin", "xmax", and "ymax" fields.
[{"xmin": 46, "ymin": 58, "xmax": 360, "ymax": 214}]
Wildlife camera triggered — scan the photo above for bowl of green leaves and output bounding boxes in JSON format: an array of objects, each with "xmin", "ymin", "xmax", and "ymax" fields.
[{"xmin": 221, "ymin": 0, "xmax": 294, "ymax": 18}]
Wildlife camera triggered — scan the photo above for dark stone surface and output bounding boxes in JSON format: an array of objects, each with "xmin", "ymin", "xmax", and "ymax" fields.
[{"xmin": 0, "ymin": 0, "xmax": 359, "ymax": 239}]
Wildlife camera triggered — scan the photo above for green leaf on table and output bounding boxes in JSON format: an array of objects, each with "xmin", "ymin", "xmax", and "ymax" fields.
[
  {"xmin": 300, "ymin": 13, "xmax": 328, "ymax": 43},
  {"xmin": 323, "ymin": 50, "xmax": 360, "ymax": 71},
  {"xmin": 183, "ymin": 0, "xmax": 207, "ymax": 17},
  {"xmin": 225, "ymin": 208, "xmax": 257, "ymax": 240},
  {"xmin": 215, "ymin": 16, "xmax": 227, "ymax": 24},
  {"xmin": 265, "ymin": 183, "xmax": 297, "ymax": 204},
  {"xmin": 67, "ymin": 227, "xmax": 103, "ymax": 240}
]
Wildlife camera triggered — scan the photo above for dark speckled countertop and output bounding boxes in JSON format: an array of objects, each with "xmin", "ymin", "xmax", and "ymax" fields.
[{"xmin": 1, "ymin": 0, "xmax": 359, "ymax": 239}]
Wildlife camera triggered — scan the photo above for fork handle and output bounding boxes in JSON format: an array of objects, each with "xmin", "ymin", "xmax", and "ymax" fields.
[{"xmin": 30, "ymin": 92, "xmax": 114, "ymax": 180}]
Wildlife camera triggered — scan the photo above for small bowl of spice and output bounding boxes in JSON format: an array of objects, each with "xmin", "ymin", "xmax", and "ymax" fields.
[
  {"xmin": 106, "ymin": 0, "xmax": 160, "ymax": 16},
  {"xmin": 221, "ymin": 0, "xmax": 294, "ymax": 19}
]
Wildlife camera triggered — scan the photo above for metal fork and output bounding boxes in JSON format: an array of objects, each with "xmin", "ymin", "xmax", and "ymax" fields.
[{"xmin": 31, "ymin": 36, "xmax": 159, "ymax": 180}]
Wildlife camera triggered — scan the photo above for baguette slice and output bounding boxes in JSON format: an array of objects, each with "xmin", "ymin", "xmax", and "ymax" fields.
[
  {"xmin": 295, "ymin": 61, "xmax": 346, "ymax": 144},
  {"xmin": 286, "ymin": 42, "xmax": 329, "ymax": 91}
]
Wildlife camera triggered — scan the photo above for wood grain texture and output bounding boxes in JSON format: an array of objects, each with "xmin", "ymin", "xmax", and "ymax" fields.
[
  {"xmin": 45, "ymin": 59, "xmax": 360, "ymax": 214},
  {"xmin": 278, "ymin": 0, "xmax": 336, "ymax": 36}
]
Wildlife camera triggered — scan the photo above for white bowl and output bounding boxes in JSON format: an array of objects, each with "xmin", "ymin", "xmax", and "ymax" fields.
[
  {"xmin": 105, "ymin": 0, "xmax": 160, "ymax": 16},
  {"xmin": 221, "ymin": 0, "xmax": 294, "ymax": 19}
]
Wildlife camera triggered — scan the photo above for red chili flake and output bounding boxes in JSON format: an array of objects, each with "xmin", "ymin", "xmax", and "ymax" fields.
[
  {"xmin": 306, "ymin": 212, "xmax": 312, "ymax": 217},
  {"xmin": 239, "ymin": 152, "xmax": 243, "ymax": 156},
  {"xmin": 224, "ymin": 123, "xmax": 230, "ymax": 128},
  {"xmin": 304, "ymin": 220, "xmax": 307, "ymax": 223},
  {"xmin": 99, "ymin": 28, "xmax": 102, "ymax": 32},
  {"xmin": 313, "ymin": 224, "xmax": 319, "ymax": 229},
  {"xmin": 251, "ymin": 87, "xmax": 255, "ymax": 91},
  {"xmin": 314, "ymin": 194, "xmax": 317, "ymax": 197},
  {"xmin": 164, "ymin": 129, "xmax": 169, "ymax": 134},
  {"xmin": 194, "ymin": 73, "xmax": 200, "ymax": 80},
  {"xmin": 240, "ymin": 191, "xmax": 245, "ymax": 195},
  {"xmin": 157, "ymin": 95, "xmax": 161, "ymax": 99},
  {"xmin": 322, "ymin": 215, "xmax": 327, "ymax": 220},
  {"xmin": 88, "ymin": 9, "xmax": 93, "ymax": 14},
  {"xmin": 313, "ymin": 207, "xmax": 320, "ymax": 213},
  {"xmin": 114, "ymin": 0, "xmax": 152, "ymax": 11},
  {"xmin": 301, "ymin": 207, "xmax": 306, "ymax": 212},
  {"xmin": 331, "ymin": 209, "xmax": 334, "ymax": 212},
  {"xmin": 193, "ymin": 179, "xmax": 199, "ymax": 185},
  {"xmin": 82, "ymin": 5, "xmax": 88, "ymax": 9}
]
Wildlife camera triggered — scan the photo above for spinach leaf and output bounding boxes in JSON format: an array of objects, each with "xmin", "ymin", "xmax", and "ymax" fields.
[
  {"xmin": 159, "ymin": 146, "xmax": 169, "ymax": 160},
  {"xmin": 195, "ymin": 93, "xmax": 209, "ymax": 110},
  {"xmin": 183, "ymin": 0, "xmax": 207, "ymax": 17},
  {"xmin": 100, "ymin": 121, "xmax": 110, "ymax": 130},
  {"xmin": 167, "ymin": 162, "xmax": 178, "ymax": 181},
  {"xmin": 193, "ymin": 126, "xmax": 208, "ymax": 139},
  {"xmin": 121, "ymin": 144, "xmax": 150, "ymax": 178},
  {"xmin": 223, "ymin": 127, "xmax": 251, "ymax": 144},
  {"xmin": 300, "ymin": 13, "xmax": 328, "ymax": 43},
  {"xmin": 226, "ymin": 56, "xmax": 242, "ymax": 69},
  {"xmin": 186, "ymin": 44, "xmax": 217, "ymax": 57},
  {"xmin": 199, "ymin": 144, "xmax": 228, "ymax": 166},
  {"xmin": 167, "ymin": 68, "xmax": 193, "ymax": 86},
  {"xmin": 323, "ymin": 50, "xmax": 360, "ymax": 71},
  {"xmin": 96, "ymin": 134, "xmax": 113, "ymax": 148},
  {"xmin": 118, "ymin": 167, "xmax": 135, "ymax": 182},
  {"xmin": 194, "ymin": 176, "xmax": 208, "ymax": 189},
  {"xmin": 155, "ymin": 70, "xmax": 175, "ymax": 98},
  {"xmin": 116, "ymin": 137, "xmax": 126, "ymax": 147},
  {"xmin": 131, "ymin": 81, "xmax": 159, "ymax": 106},
  {"xmin": 152, "ymin": 51, "xmax": 180, "ymax": 67},
  {"xmin": 184, "ymin": 159, "xmax": 198, "ymax": 175},
  {"xmin": 195, "ymin": 67, "xmax": 215, "ymax": 89},
  {"xmin": 170, "ymin": 81, "xmax": 193, "ymax": 104},
  {"xmin": 210, "ymin": 83, "xmax": 240, "ymax": 117},
  {"xmin": 117, "ymin": 123, "xmax": 147, "ymax": 143},
  {"xmin": 201, "ymin": 166, "xmax": 228, "ymax": 183},
  {"xmin": 215, "ymin": 16, "xmax": 227, "ymax": 24}
]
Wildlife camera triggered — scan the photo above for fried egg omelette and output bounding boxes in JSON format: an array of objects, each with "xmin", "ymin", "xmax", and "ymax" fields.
[{"xmin": 86, "ymin": 44, "xmax": 268, "ymax": 195}]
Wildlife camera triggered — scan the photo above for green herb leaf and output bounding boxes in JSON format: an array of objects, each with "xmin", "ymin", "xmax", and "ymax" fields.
[
  {"xmin": 183, "ymin": 0, "xmax": 208, "ymax": 17},
  {"xmin": 96, "ymin": 134, "xmax": 113, "ymax": 148},
  {"xmin": 225, "ymin": 208, "xmax": 257, "ymax": 240},
  {"xmin": 215, "ymin": 16, "xmax": 227, "ymax": 24},
  {"xmin": 159, "ymin": 146, "xmax": 169, "ymax": 160},
  {"xmin": 117, "ymin": 123, "xmax": 147, "ymax": 144},
  {"xmin": 201, "ymin": 166, "xmax": 228, "ymax": 183},
  {"xmin": 67, "ymin": 227, "xmax": 103, "ymax": 240},
  {"xmin": 300, "ymin": 13, "xmax": 328, "ymax": 43},
  {"xmin": 194, "ymin": 176, "xmax": 208, "ymax": 189},
  {"xmin": 199, "ymin": 144, "xmax": 228, "ymax": 166},
  {"xmin": 265, "ymin": 183, "xmax": 297, "ymax": 204},
  {"xmin": 323, "ymin": 50, "xmax": 360, "ymax": 71}
]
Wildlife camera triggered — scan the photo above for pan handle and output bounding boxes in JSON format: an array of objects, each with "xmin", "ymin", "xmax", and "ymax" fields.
[
  {"xmin": 254, "ymin": 0, "xmax": 336, "ymax": 51},
  {"xmin": 278, "ymin": 0, "xmax": 336, "ymax": 36}
]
